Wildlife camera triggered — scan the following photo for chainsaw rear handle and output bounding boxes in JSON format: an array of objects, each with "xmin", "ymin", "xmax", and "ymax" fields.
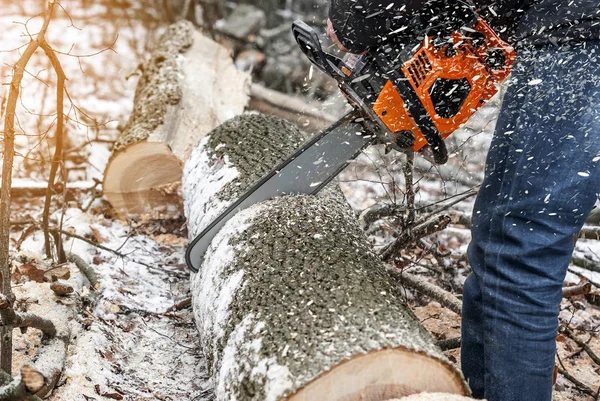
[{"xmin": 292, "ymin": 20, "xmax": 345, "ymax": 80}]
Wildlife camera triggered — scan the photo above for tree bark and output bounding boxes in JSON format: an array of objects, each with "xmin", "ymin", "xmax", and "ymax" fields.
[
  {"xmin": 103, "ymin": 21, "xmax": 249, "ymax": 217},
  {"xmin": 183, "ymin": 114, "xmax": 469, "ymax": 401}
]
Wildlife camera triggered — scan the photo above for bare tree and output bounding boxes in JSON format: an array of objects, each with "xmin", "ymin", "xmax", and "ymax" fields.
[{"xmin": 0, "ymin": 0, "xmax": 61, "ymax": 375}]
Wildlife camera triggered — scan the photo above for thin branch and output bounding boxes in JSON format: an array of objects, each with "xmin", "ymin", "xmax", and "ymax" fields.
[
  {"xmin": 40, "ymin": 36, "xmax": 67, "ymax": 258},
  {"xmin": 404, "ymin": 150, "xmax": 415, "ymax": 226},
  {"xmin": 387, "ymin": 268, "xmax": 462, "ymax": 315},
  {"xmin": 380, "ymin": 215, "xmax": 452, "ymax": 261},
  {"xmin": 0, "ymin": 368, "xmax": 43, "ymax": 401}
]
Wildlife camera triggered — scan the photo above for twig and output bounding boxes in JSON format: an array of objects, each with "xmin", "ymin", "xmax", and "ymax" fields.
[
  {"xmin": 59, "ymin": 229, "xmax": 181, "ymax": 276},
  {"xmin": 414, "ymin": 188, "xmax": 478, "ymax": 226},
  {"xmin": 399, "ymin": 254, "xmax": 443, "ymax": 274},
  {"xmin": 562, "ymin": 282, "xmax": 592, "ymax": 298},
  {"xmin": 380, "ymin": 215, "xmax": 452, "ymax": 261},
  {"xmin": 414, "ymin": 156, "xmax": 482, "ymax": 187},
  {"xmin": 404, "ymin": 150, "xmax": 415, "ymax": 226},
  {"xmin": 386, "ymin": 268, "xmax": 463, "ymax": 315},
  {"xmin": 358, "ymin": 203, "xmax": 404, "ymax": 229}
]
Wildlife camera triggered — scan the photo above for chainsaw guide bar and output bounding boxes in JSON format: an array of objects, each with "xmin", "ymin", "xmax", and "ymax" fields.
[{"xmin": 185, "ymin": 112, "xmax": 372, "ymax": 272}]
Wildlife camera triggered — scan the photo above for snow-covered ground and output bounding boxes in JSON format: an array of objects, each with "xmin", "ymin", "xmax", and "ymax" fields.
[{"xmin": 0, "ymin": 1, "xmax": 598, "ymax": 400}]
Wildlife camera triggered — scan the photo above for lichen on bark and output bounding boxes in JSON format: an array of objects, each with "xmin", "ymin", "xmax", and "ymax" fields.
[
  {"xmin": 113, "ymin": 21, "xmax": 194, "ymax": 151},
  {"xmin": 204, "ymin": 113, "xmax": 305, "ymax": 202},
  {"xmin": 182, "ymin": 113, "xmax": 306, "ymax": 238}
]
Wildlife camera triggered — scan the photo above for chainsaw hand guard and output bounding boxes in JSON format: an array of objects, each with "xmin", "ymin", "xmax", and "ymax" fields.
[{"xmin": 292, "ymin": 20, "xmax": 345, "ymax": 80}]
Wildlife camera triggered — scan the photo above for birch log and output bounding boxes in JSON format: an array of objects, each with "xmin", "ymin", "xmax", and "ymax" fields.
[
  {"xmin": 183, "ymin": 113, "xmax": 469, "ymax": 400},
  {"xmin": 104, "ymin": 21, "xmax": 249, "ymax": 216}
]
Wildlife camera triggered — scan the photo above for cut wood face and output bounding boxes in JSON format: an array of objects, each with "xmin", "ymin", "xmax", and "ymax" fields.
[
  {"xmin": 288, "ymin": 348, "xmax": 467, "ymax": 401},
  {"xmin": 103, "ymin": 141, "xmax": 183, "ymax": 215}
]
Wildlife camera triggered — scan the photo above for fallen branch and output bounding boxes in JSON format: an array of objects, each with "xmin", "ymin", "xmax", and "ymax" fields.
[
  {"xmin": 249, "ymin": 83, "xmax": 337, "ymax": 132},
  {"xmin": 166, "ymin": 297, "xmax": 191, "ymax": 312},
  {"xmin": 0, "ymin": 181, "xmax": 96, "ymax": 199},
  {"xmin": 0, "ymin": 295, "xmax": 56, "ymax": 337},
  {"xmin": 562, "ymin": 282, "xmax": 592, "ymax": 298},
  {"xmin": 436, "ymin": 337, "xmax": 461, "ymax": 351},
  {"xmin": 568, "ymin": 267, "xmax": 600, "ymax": 289},
  {"xmin": 0, "ymin": 367, "xmax": 43, "ymax": 401},
  {"xmin": 558, "ymin": 367, "xmax": 598, "ymax": 398},
  {"xmin": 449, "ymin": 210, "xmax": 472, "ymax": 228},
  {"xmin": 381, "ymin": 215, "xmax": 452, "ymax": 261},
  {"xmin": 560, "ymin": 326, "xmax": 600, "ymax": 367},
  {"xmin": 67, "ymin": 253, "xmax": 99, "ymax": 290},
  {"xmin": 0, "ymin": 293, "xmax": 69, "ymax": 399},
  {"xmin": 386, "ymin": 268, "xmax": 463, "ymax": 315},
  {"xmin": 579, "ymin": 225, "xmax": 600, "ymax": 240},
  {"xmin": 571, "ymin": 255, "xmax": 600, "ymax": 274}
]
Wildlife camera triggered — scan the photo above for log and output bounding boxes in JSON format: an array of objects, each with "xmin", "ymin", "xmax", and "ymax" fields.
[
  {"xmin": 248, "ymin": 83, "xmax": 338, "ymax": 132},
  {"xmin": 103, "ymin": 21, "xmax": 249, "ymax": 216},
  {"xmin": 183, "ymin": 114, "xmax": 469, "ymax": 400}
]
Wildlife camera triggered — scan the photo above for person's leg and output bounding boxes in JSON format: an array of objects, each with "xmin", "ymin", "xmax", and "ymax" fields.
[
  {"xmin": 461, "ymin": 46, "xmax": 537, "ymax": 398},
  {"xmin": 462, "ymin": 41, "xmax": 600, "ymax": 401}
]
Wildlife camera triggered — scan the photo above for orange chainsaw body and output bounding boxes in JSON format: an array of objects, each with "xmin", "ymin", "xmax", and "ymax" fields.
[{"xmin": 372, "ymin": 18, "xmax": 516, "ymax": 151}]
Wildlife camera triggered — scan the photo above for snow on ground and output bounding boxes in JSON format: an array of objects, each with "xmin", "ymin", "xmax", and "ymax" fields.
[
  {"xmin": 49, "ymin": 209, "xmax": 212, "ymax": 400},
  {"xmin": 0, "ymin": 1, "xmax": 598, "ymax": 400}
]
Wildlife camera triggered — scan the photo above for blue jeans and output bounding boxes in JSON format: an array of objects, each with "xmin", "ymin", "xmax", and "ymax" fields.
[{"xmin": 461, "ymin": 40, "xmax": 600, "ymax": 401}]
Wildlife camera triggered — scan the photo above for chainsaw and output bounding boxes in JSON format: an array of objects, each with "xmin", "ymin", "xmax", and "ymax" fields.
[{"xmin": 185, "ymin": 8, "xmax": 516, "ymax": 272}]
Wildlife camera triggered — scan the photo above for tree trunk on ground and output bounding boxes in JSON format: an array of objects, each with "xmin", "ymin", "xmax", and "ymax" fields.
[
  {"xmin": 248, "ymin": 83, "xmax": 338, "ymax": 132},
  {"xmin": 183, "ymin": 113, "xmax": 469, "ymax": 401},
  {"xmin": 104, "ymin": 21, "xmax": 249, "ymax": 217}
]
